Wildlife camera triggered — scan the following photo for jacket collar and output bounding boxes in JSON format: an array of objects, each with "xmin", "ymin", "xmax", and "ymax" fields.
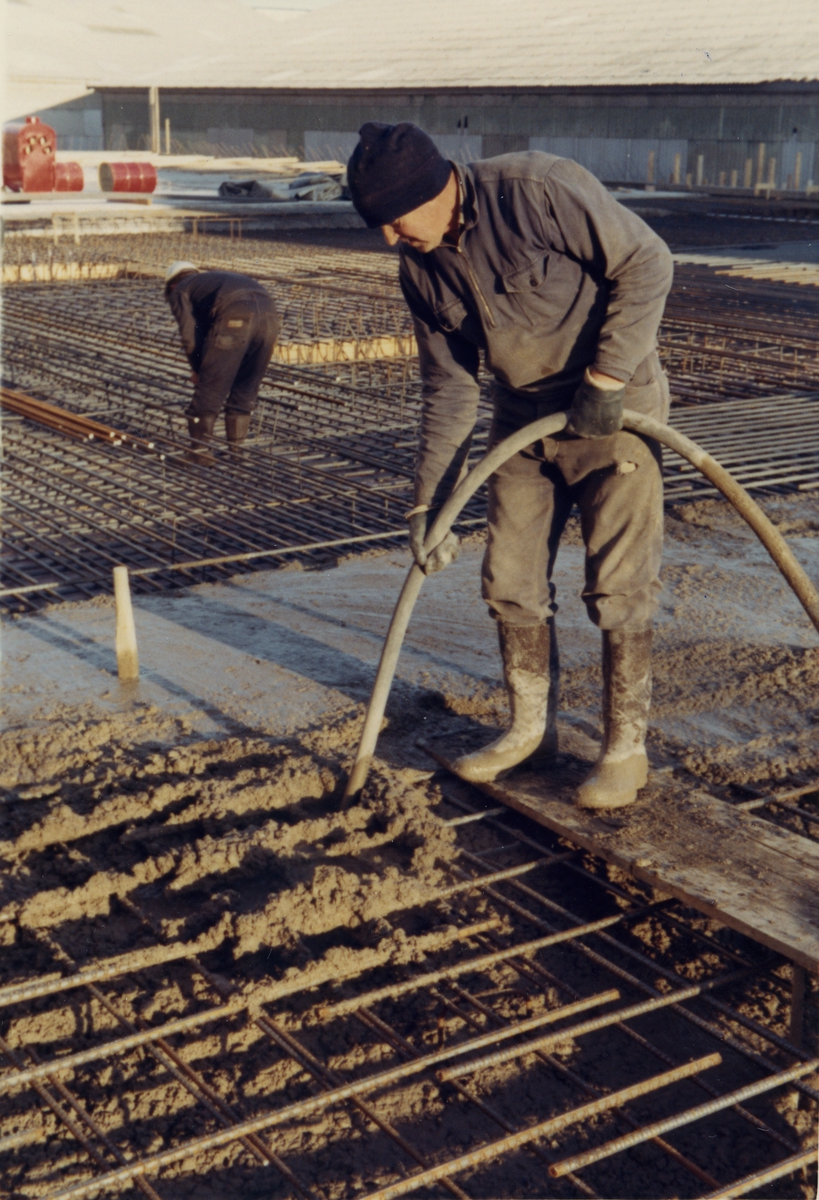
[{"xmin": 453, "ymin": 162, "xmax": 479, "ymax": 237}]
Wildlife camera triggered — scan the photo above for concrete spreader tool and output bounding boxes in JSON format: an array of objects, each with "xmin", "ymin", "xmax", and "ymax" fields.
[{"xmin": 343, "ymin": 410, "xmax": 819, "ymax": 802}]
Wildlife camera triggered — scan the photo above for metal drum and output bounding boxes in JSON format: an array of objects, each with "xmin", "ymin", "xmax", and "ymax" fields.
[
  {"xmin": 98, "ymin": 161, "xmax": 158, "ymax": 194},
  {"xmin": 54, "ymin": 161, "xmax": 84, "ymax": 192}
]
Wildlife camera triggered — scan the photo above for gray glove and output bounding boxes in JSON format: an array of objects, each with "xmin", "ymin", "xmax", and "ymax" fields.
[
  {"xmin": 408, "ymin": 509, "xmax": 460, "ymax": 575},
  {"xmin": 566, "ymin": 378, "xmax": 626, "ymax": 438}
]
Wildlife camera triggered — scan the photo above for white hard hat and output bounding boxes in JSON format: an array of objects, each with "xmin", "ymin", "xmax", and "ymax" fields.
[{"xmin": 165, "ymin": 260, "xmax": 198, "ymax": 284}]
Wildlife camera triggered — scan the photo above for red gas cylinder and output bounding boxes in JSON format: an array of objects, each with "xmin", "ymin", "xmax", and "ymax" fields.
[
  {"xmin": 55, "ymin": 161, "xmax": 84, "ymax": 192},
  {"xmin": 3, "ymin": 116, "xmax": 57, "ymax": 192},
  {"xmin": 98, "ymin": 161, "xmax": 157, "ymax": 194}
]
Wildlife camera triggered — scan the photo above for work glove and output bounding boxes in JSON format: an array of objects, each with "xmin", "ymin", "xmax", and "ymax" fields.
[
  {"xmin": 407, "ymin": 508, "xmax": 460, "ymax": 575},
  {"xmin": 566, "ymin": 375, "xmax": 626, "ymax": 438}
]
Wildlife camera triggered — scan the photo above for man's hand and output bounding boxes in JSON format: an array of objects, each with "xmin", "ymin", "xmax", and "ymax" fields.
[
  {"xmin": 408, "ymin": 509, "xmax": 460, "ymax": 575},
  {"xmin": 566, "ymin": 369, "xmax": 626, "ymax": 438}
]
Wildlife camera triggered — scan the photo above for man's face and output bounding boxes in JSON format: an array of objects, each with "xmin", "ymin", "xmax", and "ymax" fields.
[{"xmin": 381, "ymin": 170, "xmax": 458, "ymax": 253}]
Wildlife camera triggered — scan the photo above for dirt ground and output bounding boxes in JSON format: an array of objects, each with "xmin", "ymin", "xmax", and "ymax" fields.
[{"xmin": 1, "ymin": 494, "xmax": 818, "ymax": 1199}]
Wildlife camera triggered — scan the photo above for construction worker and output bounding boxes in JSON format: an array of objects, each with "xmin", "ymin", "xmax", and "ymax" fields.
[
  {"xmin": 348, "ymin": 124, "xmax": 673, "ymax": 809},
  {"xmin": 164, "ymin": 262, "xmax": 280, "ymax": 463}
]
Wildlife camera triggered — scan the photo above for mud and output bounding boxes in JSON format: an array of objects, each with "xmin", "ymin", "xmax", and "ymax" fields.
[{"xmin": 1, "ymin": 494, "xmax": 818, "ymax": 1198}]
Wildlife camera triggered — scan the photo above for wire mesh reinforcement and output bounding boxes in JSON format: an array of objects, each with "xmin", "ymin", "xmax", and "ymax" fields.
[
  {"xmin": 2, "ymin": 243, "xmax": 819, "ymax": 612},
  {"xmin": 0, "ymin": 787, "xmax": 816, "ymax": 1200}
]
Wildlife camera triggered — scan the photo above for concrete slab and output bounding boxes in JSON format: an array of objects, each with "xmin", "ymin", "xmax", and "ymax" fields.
[
  {"xmin": 675, "ymin": 240, "xmax": 818, "ymax": 265},
  {"xmin": 3, "ymin": 518, "xmax": 818, "ymax": 757}
]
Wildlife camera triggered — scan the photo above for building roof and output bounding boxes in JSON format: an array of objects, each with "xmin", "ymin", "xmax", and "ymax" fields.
[
  {"xmin": 242, "ymin": 0, "xmax": 819, "ymax": 89},
  {"xmin": 6, "ymin": 0, "xmax": 271, "ymax": 102},
  {"xmin": 8, "ymin": 0, "xmax": 819, "ymax": 97}
]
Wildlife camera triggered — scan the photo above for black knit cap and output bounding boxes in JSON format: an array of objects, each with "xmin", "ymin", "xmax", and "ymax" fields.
[{"xmin": 347, "ymin": 122, "xmax": 452, "ymax": 228}]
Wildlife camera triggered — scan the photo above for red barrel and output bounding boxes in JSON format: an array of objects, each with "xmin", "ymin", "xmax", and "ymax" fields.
[
  {"xmin": 3, "ymin": 116, "xmax": 56, "ymax": 192},
  {"xmin": 98, "ymin": 161, "xmax": 157, "ymax": 193},
  {"xmin": 54, "ymin": 161, "xmax": 84, "ymax": 192}
]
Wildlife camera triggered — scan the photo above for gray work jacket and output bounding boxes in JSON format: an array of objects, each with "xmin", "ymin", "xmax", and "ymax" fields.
[
  {"xmin": 398, "ymin": 152, "xmax": 674, "ymax": 508},
  {"xmin": 168, "ymin": 270, "xmax": 274, "ymax": 373}
]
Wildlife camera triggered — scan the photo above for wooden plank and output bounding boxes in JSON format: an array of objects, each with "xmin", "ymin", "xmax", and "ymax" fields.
[
  {"xmin": 686, "ymin": 790, "xmax": 819, "ymax": 871},
  {"xmin": 423, "ymin": 724, "xmax": 819, "ymax": 973}
]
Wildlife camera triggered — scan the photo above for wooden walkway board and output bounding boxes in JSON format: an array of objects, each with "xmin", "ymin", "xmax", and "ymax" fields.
[{"xmin": 424, "ymin": 725, "xmax": 819, "ymax": 973}]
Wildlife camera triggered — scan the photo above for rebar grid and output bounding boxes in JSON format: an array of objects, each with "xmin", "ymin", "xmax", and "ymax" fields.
[
  {"xmin": 0, "ymin": 794, "xmax": 815, "ymax": 1200},
  {"xmin": 3, "ymin": 258, "xmax": 819, "ymax": 612},
  {"xmin": 5, "ymin": 231, "xmax": 819, "ymax": 384}
]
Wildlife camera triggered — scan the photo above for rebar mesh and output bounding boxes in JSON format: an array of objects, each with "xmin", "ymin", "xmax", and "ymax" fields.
[
  {"xmin": 0, "ymin": 775, "xmax": 816, "ymax": 1200},
  {"xmin": 2, "ymin": 234, "xmax": 818, "ymax": 616}
]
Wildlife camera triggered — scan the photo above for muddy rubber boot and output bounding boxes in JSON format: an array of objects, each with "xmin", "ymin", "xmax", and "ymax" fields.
[
  {"xmin": 225, "ymin": 411, "xmax": 251, "ymax": 460},
  {"xmin": 576, "ymin": 629, "xmax": 652, "ymax": 810},
  {"xmin": 452, "ymin": 621, "xmax": 558, "ymax": 783},
  {"xmin": 185, "ymin": 413, "xmax": 217, "ymax": 466}
]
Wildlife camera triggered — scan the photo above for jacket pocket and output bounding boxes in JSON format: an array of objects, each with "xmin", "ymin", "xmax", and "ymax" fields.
[
  {"xmin": 434, "ymin": 297, "xmax": 468, "ymax": 333},
  {"xmin": 500, "ymin": 254, "xmax": 548, "ymax": 295}
]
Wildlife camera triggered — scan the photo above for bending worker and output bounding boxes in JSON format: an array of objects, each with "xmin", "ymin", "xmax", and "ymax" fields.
[
  {"xmin": 164, "ymin": 262, "xmax": 280, "ymax": 463},
  {"xmin": 348, "ymin": 124, "xmax": 673, "ymax": 810}
]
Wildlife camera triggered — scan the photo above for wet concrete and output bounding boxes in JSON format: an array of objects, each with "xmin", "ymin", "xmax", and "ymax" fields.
[{"xmin": 4, "ymin": 508, "xmax": 819, "ymax": 762}]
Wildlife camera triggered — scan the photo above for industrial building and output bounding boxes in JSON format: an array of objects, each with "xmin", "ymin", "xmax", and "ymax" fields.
[
  {"xmin": 9, "ymin": 0, "xmax": 819, "ymax": 188},
  {"xmin": 97, "ymin": 81, "xmax": 817, "ymax": 189}
]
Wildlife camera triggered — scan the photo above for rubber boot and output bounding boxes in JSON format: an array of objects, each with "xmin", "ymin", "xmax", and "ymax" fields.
[
  {"xmin": 225, "ymin": 411, "xmax": 251, "ymax": 460},
  {"xmin": 575, "ymin": 629, "xmax": 652, "ymax": 809},
  {"xmin": 185, "ymin": 413, "xmax": 217, "ymax": 466},
  {"xmin": 452, "ymin": 621, "xmax": 558, "ymax": 783}
]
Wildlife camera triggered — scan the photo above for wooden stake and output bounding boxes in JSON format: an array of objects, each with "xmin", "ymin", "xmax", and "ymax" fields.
[
  {"xmin": 646, "ymin": 149, "xmax": 655, "ymax": 185},
  {"xmin": 113, "ymin": 566, "xmax": 139, "ymax": 681}
]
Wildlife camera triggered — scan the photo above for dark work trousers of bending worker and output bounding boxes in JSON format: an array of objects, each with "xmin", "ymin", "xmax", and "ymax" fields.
[
  {"xmin": 165, "ymin": 263, "xmax": 280, "ymax": 464},
  {"xmin": 348, "ymin": 123, "xmax": 674, "ymax": 810}
]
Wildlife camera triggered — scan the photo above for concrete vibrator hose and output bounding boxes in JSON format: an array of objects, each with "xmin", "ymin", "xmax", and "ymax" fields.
[{"xmin": 342, "ymin": 409, "xmax": 819, "ymax": 802}]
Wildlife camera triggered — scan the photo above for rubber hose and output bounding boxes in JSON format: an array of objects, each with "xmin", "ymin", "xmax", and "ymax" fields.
[{"xmin": 342, "ymin": 409, "xmax": 819, "ymax": 801}]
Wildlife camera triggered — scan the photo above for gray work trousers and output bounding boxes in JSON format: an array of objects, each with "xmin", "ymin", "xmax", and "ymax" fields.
[
  {"xmin": 481, "ymin": 380, "xmax": 668, "ymax": 632},
  {"xmin": 186, "ymin": 294, "xmax": 280, "ymax": 419}
]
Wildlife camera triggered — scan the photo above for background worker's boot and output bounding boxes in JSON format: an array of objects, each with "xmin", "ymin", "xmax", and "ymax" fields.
[
  {"xmin": 225, "ymin": 411, "xmax": 251, "ymax": 460},
  {"xmin": 185, "ymin": 413, "xmax": 217, "ymax": 466},
  {"xmin": 576, "ymin": 629, "xmax": 652, "ymax": 809},
  {"xmin": 452, "ymin": 621, "xmax": 558, "ymax": 783}
]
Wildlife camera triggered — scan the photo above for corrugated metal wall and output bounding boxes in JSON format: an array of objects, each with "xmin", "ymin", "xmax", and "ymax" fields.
[
  {"xmin": 96, "ymin": 86, "xmax": 819, "ymax": 191},
  {"xmin": 304, "ymin": 130, "xmax": 360, "ymax": 162},
  {"xmin": 303, "ymin": 130, "xmax": 483, "ymax": 164},
  {"xmin": 529, "ymin": 136, "xmax": 688, "ymax": 184}
]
